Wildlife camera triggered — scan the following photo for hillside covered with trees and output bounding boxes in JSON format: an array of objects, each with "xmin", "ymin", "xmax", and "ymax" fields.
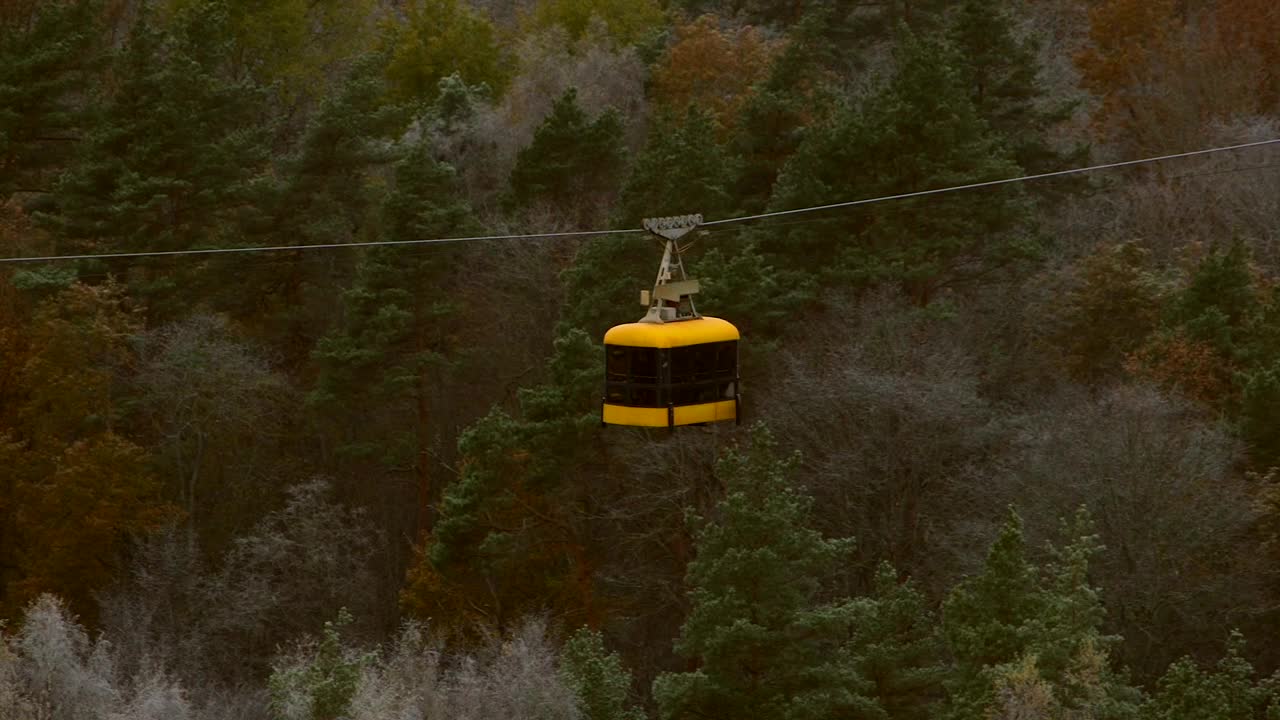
[{"xmin": 5, "ymin": 0, "xmax": 1280, "ymax": 717}]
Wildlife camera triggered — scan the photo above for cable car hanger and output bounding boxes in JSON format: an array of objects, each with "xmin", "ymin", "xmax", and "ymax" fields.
[{"xmin": 639, "ymin": 214, "xmax": 703, "ymax": 324}]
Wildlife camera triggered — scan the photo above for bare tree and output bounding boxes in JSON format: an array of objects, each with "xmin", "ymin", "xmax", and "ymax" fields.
[
  {"xmin": 97, "ymin": 528, "xmax": 210, "ymax": 682},
  {"xmin": 14, "ymin": 595, "xmax": 118, "ymax": 720},
  {"xmin": 200, "ymin": 478, "xmax": 385, "ymax": 679},
  {"xmin": 131, "ymin": 315, "xmax": 293, "ymax": 551},
  {"xmin": 755, "ymin": 291, "xmax": 1012, "ymax": 594},
  {"xmin": 349, "ymin": 617, "xmax": 580, "ymax": 720},
  {"xmin": 997, "ymin": 384, "xmax": 1261, "ymax": 678}
]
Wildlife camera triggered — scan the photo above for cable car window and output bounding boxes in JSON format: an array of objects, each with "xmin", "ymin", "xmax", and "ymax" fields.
[
  {"xmin": 716, "ymin": 341, "xmax": 737, "ymax": 374},
  {"xmin": 631, "ymin": 348, "xmax": 659, "ymax": 381},
  {"xmin": 632, "ymin": 386, "xmax": 659, "ymax": 406},
  {"xmin": 671, "ymin": 346, "xmax": 695, "ymax": 385},
  {"xmin": 696, "ymin": 344, "xmax": 718, "ymax": 380},
  {"xmin": 606, "ymin": 346, "xmax": 629, "ymax": 381}
]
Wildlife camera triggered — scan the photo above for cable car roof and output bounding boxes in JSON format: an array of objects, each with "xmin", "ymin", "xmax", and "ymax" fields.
[{"xmin": 604, "ymin": 316, "xmax": 739, "ymax": 348}]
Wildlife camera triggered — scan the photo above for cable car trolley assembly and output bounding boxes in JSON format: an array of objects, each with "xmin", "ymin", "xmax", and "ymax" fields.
[{"xmin": 602, "ymin": 214, "xmax": 741, "ymax": 429}]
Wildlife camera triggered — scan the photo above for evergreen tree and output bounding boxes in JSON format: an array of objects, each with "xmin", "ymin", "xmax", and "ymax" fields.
[
  {"xmin": 0, "ymin": 1, "xmax": 97, "ymax": 201},
  {"xmin": 37, "ymin": 2, "xmax": 269, "ymax": 313},
  {"xmin": 268, "ymin": 609, "xmax": 371, "ymax": 720},
  {"xmin": 943, "ymin": 511, "xmax": 1044, "ymax": 719},
  {"xmin": 652, "ymin": 425, "xmax": 880, "ymax": 720},
  {"xmin": 400, "ymin": 327, "xmax": 605, "ymax": 633},
  {"xmin": 1239, "ymin": 363, "xmax": 1280, "ymax": 468},
  {"xmin": 1170, "ymin": 240, "xmax": 1259, "ymax": 361},
  {"xmin": 942, "ymin": 509, "xmax": 1138, "ymax": 720},
  {"xmin": 1140, "ymin": 633, "xmax": 1280, "ymax": 720},
  {"xmin": 311, "ymin": 139, "xmax": 476, "ymax": 537},
  {"xmin": 770, "ymin": 28, "xmax": 1035, "ymax": 303},
  {"xmin": 616, "ymin": 106, "xmax": 738, "ymax": 226},
  {"xmin": 856, "ymin": 564, "xmax": 946, "ymax": 720},
  {"xmin": 561, "ymin": 627, "xmax": 644, "ymax": 720},
  {"xmin": 508, "ymin": 88, "xmax": 626, "ymax": 227},
  {"xmin": 230, "ymin": 52, "xmax": 407, "ymax": 352},
  {"xmin": 732, "ymin": 12, "xmax": 837, "ymax": 215},
  {"xmin": 947, "ymin": 0, "xmax": 1085, "ymax": 177}
]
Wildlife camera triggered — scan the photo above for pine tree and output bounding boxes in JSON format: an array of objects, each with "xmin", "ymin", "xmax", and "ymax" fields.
[
  {"xmin": 37, "ymin": 3, "xmax": 269, "ymax": 313},
  {"xmin": 311, "ymin": 139, "xmax": 477, "ymax": 537},
  {"xmin": 769, "ymin": 28, "xmax": 1035, "ymax": 303},
  {"xmin": 401, "ymin": 328, "xmax": 605, "ymax": 634},
  {"xmin": 942, "ymin": 509, "xmax": 1139, "ymax": 720},
  {"xmin": 856, "ymin": 564, "xmax": 946, "ymax": 720},
  {"xmin": 268, "ymin": 609, "xmax": 371, "ymax": 720},
  {"xmin": 560, "ymin": 627, "xmax": 644, "ymax": 720},
  {"xmin": 616, "ymin": 106, "xmax": 738, "ymax": 226},
  {"xmin": 947, "ymin": 0, "xmax": 1085, "ymax": 177},
  {"xmin": 0, "ymin": 1, "xmax": 98, "ymax": 201},
  {"xmin": 652, "ymin": 425, "xmax": 879, "ymax": 720},
  {"xmin": 1171, "ymin": 240, "xmax": 1260, "ymax": 360},
  {"xmin": 508, "ymin": 88, "xmax": 626, "ymax": 227},
  {"xmin": 229, "ymin": 52, "xmax": 407, "ymax": 351},
  {"xmin": 1140, "ymin": 633, "xmax": 1280, "ymax": 720},
  {"xmin": 1239, "ymin": 363, "xmax": 1280, "ymax": 468},
  {"xmin": 942, "ymin": 511, "xmax": 1044, "ymax": 719},
  {"xmin": 732, "ymin": 12, "xmax": 837, "ymax": 215}
]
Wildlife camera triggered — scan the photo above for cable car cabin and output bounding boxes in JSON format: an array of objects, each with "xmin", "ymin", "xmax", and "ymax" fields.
[{"xmin": 602, "ymin": 316, "xmax": 740, "ymax": 428}]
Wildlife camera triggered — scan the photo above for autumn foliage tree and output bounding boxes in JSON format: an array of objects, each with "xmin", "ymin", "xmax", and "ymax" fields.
[
  {"xmin": 1050, "ymin": 242, "xmax": 1164, "ymax": 384},
  {"xmin": 1212, "ymin": 0, "xmax": 1280, "ymax": 113},
  {"xmin": 0, "ymin": 282, "xmax": 174, "ymax": 622},
  {"xmin": 1073, "ymin": 0, "xmax": 1254, "ymax": 150},
  {"xmin": 385, "ymin": 0, "xmax": 513, "ymax": 104},
  {"xmin": 649, "ymin": 15, "xmax": 777, "ymax": 134}
]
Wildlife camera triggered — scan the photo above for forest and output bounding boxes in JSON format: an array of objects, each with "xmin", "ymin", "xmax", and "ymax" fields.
[{"xmin": 4, "ymin": 0, "xmax": 1280, "ymax": 717}]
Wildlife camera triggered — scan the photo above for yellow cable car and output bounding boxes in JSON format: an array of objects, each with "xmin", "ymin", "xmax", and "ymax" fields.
[{"xmin": 602, "ymin": 214, "xmax": 741, "ymax": 428}]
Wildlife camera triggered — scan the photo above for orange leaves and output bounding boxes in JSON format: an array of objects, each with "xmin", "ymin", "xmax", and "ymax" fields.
[
  {"xmin": 17, "ymin": 281, "xmax": 139, "ymax": 445},
  {"xmin": 649, "ymin": 15, "xmax": 778, "ymax": 133},
  {"xmin": 1211, "ymin": 0, "xmax": 1280, "ymax": 110},
  {"xmin": 1075, "ymin": 0, "xmax": 1278, "ymax": 149},
  {"xmin": 1075, "ymin": 0, "xmax": 1189, "ymax": 148},
  {"xmin": 1, "ymin": 433, "xmax": 170, "ymax": 619},
  {"xmin": 1125, "ymin": 329, "xmax": 1232, "ymax": 407},
  {"xmin": 0, "ymin": 281, "xmax": 173, "ymax": 623},
  {"xmin": 7, "ymin": 433, "xmax": 176, "ymax": 621},
  {"xmin": 1052, "ymin": 242, "xmax": 1163, "ymax": 384},
  {"xmin": 1076, "ymin": 0, "xmax": 1180, "ymax": 92}
]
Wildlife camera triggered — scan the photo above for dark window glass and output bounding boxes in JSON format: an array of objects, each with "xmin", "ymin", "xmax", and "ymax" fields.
[
  {"xmin": 606, "ymin": 346, "xmax": 628, "ymax": 381},
  {"xmin": 671, "ymin": 346, "xmax": 695, "ymax": 385},
  {"xmin": 717, "ymin": 341, "xmax": 737, "ymax": 375},
  {"xmin": 631, "ymin": 348, "xmax": 659, "ymax": 381},
  {"xmin": 632, "ymin": 386, "xmax": 659, "ymax": 406},
  {"xmin": 694, "ymin": 344, "xmax": 716, "ymax": 380}
]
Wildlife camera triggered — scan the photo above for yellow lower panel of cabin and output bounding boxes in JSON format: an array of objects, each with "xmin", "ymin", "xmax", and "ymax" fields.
[{"xmin": 602, "ymin": 400, "xmax": 737, "ymax": 427}]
